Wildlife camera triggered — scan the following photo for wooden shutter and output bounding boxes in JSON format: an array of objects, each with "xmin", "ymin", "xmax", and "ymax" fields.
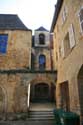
[
  {"xmin": 61, "ymin": 40, "xmax": 65, "ymax": 58},
  {"xmin": 69, "ymin": 24, "xmax": 75, "ymax": 49}
]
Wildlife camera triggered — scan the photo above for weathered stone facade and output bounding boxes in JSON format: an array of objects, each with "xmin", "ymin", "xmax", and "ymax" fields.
[
  {"xmin": 31, "ymin": 27, "xmax": 52, "ymax": 70},
  {"xmin": 0, "ymin": 14, "xmax": 32, "ymax": 114},
  {"xmin": 51, "ymin": 0, "xmax": 83, "ymax": 118},
  {"xmin": 0, "ymin": 16, "xmax": 56, "ymax": 118},
  {"xmin": 0, "ymin": 30, "xmax": 31, "ymax": 70}
]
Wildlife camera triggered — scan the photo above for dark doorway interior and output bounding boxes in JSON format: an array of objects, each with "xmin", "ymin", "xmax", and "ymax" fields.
[
  {"xmin": 60, "ymin": 81, "xmax": 70, "ymax": 111},
  {"xmin": 78, "ymin": 65, "xmax": 83, "ymax": 116},
  {"xmin": 34, "ymin": 83, "xmax": 49, "ymax": 102}
]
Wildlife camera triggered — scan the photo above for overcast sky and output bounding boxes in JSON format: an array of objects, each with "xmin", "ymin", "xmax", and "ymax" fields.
[{"xmin": 0, "ymin": 0, "xmax": 57, "ymax": 31}]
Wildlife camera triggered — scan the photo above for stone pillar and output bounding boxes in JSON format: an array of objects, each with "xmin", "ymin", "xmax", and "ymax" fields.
[{"xmin": 27, "ymin": 83, "xmax": 31, "ymax": 110}]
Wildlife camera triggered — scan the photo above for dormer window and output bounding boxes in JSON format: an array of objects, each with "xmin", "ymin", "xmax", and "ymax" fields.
[{"xmin": 39, "ymin": 33, "xmax": 45, "ymax": 45}]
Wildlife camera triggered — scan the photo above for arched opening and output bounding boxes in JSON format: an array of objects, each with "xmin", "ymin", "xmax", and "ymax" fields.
[
  {"xmin": 77, "ymin": 65, "xmax": 83, "ymax": 115},
  {"xmin": 39, "ymin": 33, "xmax": 45, "ymax": 45},
  {"xmin": 30, "ymin": 83, "xmax": 50, "ymax": 103},
  {"xmin": 0, "ymin": 87, "xmax": 6, "ymax": 113},
  {"xmin": 39, "ymin": 54, "xmax": 46, "ymax": 70}
]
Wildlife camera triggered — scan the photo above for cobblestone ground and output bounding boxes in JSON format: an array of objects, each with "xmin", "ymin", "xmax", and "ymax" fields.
[{"xmin": 0, "ymin": 120, "xmax": 55, "ymax": 125}]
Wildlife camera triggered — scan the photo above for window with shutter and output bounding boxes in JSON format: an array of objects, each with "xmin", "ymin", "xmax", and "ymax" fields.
[
  {"xmin": 61, "ymin": 40, "xmax": 65, "ymax": 58},
  {"xmin": 62, "ymin": 6, "xmax": 68, "ymax": 25},
  {"xmin": 68, "ymin": 24, "xmax": 75, "ymax": 48},
  {"xmin": 79, "ymin": 7, "xmax": 83, "ymax": 33}
]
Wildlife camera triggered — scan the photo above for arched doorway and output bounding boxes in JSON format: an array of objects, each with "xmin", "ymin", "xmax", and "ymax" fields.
[
  {"xmin": 30, "ymin": 83, "xmax": 50, "ymax": 103},
  {"xmin": 77, "ymin": 65, "xmax": 83, "ymax": 115},
  {"xmin": 39, "ymin": 33, "xmax": 45, "ymax": 45}
]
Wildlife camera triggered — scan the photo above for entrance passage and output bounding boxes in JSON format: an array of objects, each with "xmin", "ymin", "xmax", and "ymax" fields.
[
  {"xmin": 60, "ymin": 81, "xmax": 70, "ymax": 111},
  {"xmin": 78, "ymin": 65, "xmax": 83, "ymax": 116},
  {"xmin": 30, "ymin": 83, "xmax": 50, "ymax": 103},
  {"xmin": 35, "ymin": 83, "xmax": 49, "ymax": 102}
]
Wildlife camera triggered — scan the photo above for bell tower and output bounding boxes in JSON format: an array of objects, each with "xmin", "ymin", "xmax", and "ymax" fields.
[{"xmin": 31, "ymin": 26, "xmax": 53, "ymax": 71}]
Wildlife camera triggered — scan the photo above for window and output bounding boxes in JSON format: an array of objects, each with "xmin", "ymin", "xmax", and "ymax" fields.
[
  {"xmin": 39, "ymin": 33, "xmax": 45, "ymax": 45},
  {"xmin": 68, "ymin": 24, "xmax": 75, "ymax": 48},
  {"xmin": 64, "ymin": 32, "xmax": 70, "ymax": 57},
  {"xmin": 59, "ymin": 46, "xmax": 61, "ymax": 57},
  {"xmin": 61, "ymin": 24, "xmax": 75, "ymax": 58},
  {"xmin": 39, "ymin": 54, "xmax": 46, "ymax": 70},
  {"xmin": 79, "ymin": 7, "xmax": 83, "ymax": 33},
  {"xmin": 0, "ymin": 34, "xmax": 8, "ymax": 54},
  {"xmin": 62, "ymin": 6, "xmax": 67, "ymax": 25},
  {"xmin": 56, "ymin": 52, "xmax": 58, "ymax": 61},
  {"xmin": 61, "ymin": 40, "xmax": 65, "ymax": 58}
]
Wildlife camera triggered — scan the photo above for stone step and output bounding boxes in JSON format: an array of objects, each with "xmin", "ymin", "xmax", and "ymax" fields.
[{"xmin": 28, "ymin": 110, "xmax": 54, "ymax": 120}]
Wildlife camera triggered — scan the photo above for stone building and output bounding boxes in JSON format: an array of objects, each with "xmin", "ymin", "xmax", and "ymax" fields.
[
  {"xmin": 0, "ymin": 14, "xmax": 32, "ymax": 113},
  {"xmin": 51, "ymin": 0, "xmax": 83, "ymax": 119},
  {"xmin": 0, "ymin": 14, "xmax": 56, "ymax": 118},
  {"xmin": 30, "ymin": 26, "xmax": 56, "ymax": 103}
]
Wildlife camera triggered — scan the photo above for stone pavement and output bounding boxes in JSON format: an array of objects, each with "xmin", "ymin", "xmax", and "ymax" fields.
[{"xmin": 0, "ymin": 120, "xmax": 55, "ymax": 125}]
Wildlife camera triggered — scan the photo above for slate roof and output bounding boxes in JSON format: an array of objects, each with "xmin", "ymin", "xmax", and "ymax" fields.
[
  {"xmin": 35, "ymin": 26, "xmax": 49, "ymax": 32},
  {"xmin": 0, "ymin": 14, "xmax": 31, "ymax": 31},
  {"xmin": 50, "ymin": 0, "xmax": 63, "ymax": 32}
]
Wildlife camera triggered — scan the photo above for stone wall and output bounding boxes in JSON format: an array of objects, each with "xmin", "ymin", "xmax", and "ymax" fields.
[
  {"xmin": 0, "ymin": 72, "xmax": 56, "ymax": 113},
  {"xmin": 0, "ymin": 30, "xmax": 32, "ymax": 70},
  {"xmin": 53, "ymin": 0, "xmax": 83, "ymax": 114}
]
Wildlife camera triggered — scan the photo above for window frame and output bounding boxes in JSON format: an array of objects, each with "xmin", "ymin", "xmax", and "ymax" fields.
[
  {"xmin": 0, "ymin": 34, "xmax": 8, "ymax": 54},
  {"xmin": 39, "ymin": 33, "xmax": 45, "ymax": 45},
  {"xmin": 62, "ymin": 5, "xmax": 68, "ymax": 25},
  {"xmin": 39, "ymin": 54, "xmax": 46, "ymax": 70},
  {"xmin": 78, "ymin": 6, "xmax": 83, "ymax": 34}
]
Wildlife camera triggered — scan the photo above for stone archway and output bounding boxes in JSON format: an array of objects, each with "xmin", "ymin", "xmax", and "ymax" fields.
[
  {"xmin": 77, "ymin": 65, "xmax": 83, "ymax": 116},
  {"xmin": 34, "ymin": 83, "xmax": 49, "ymax": 102},
  {"xmin": 30, "ymin": 83, "xmax": 50, "ymax": 103}
]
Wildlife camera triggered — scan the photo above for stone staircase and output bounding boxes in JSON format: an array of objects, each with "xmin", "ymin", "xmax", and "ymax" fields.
[
  {"xmin": 0, "ymin": 110, "xmax": 55, "ymax": 125},
  {"xmin": 28, "ymin": 110, "xmax": 54, "ymax": 121},
  {"xmin": 0, "ymin": 103, "xmax": 55, "ymax": 125}
]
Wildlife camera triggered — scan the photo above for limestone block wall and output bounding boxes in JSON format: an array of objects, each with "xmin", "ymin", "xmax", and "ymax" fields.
[
  {"xmin": 53, "ymin": 0, "xmax": 83, "ymax": 114},
  {"xmin": 0, "ymin": 72, "xmax": 56, "ymax": 113},
  {"xmin": 0, "ymin": 30, "xmax": 32, "ymax": 70},
  {"xmin": 0, "ymin": 73, "xmax": 29, "ymax": 113}
]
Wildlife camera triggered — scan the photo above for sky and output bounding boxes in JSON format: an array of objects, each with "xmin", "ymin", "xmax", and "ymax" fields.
[{"xmin": 0, "ymin": 0, "xmax": 57, "ymax": 32}]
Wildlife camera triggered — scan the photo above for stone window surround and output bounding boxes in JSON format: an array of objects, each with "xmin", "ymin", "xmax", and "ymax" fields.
[
  {"xmin": 78, "ymin": 6, "xmax": 83, "ymax": 34},
  {"xmin": 62, "ymin": 5, "xmax": 68, "ymax": 25},
  {"xmin": 60, "ymin": 24, "xmax": 75, "ymax": 58}
]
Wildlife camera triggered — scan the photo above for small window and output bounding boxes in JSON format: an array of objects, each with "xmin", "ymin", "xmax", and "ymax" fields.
[
  {"xmin": 39, "ymin": 33, "xmax": 45, "ymax": 45},
  {"xmin": 62, "ymin": 6, "xmax": 67, "ymax": 25},
  {"xmin": 56, "ymin": 52, "xmax": 58, "ymax": 61},
  {"xmin": 64, "ymin": 33, "xmax": 70, "ymax": 57},
  {"xmin": 59, "ymin": 46, "xmax": 61, "ymax": 57},
  {"xmin": 39, "ymin": 54, "xmax": 46, "ymax": 70},
  {"xmin": 0, "ymin": 34, "xmax": 8, "ymax": 54},
  {"xmin": 79, "ymin": 7, "xmax": 83, "ymax": 32}
]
